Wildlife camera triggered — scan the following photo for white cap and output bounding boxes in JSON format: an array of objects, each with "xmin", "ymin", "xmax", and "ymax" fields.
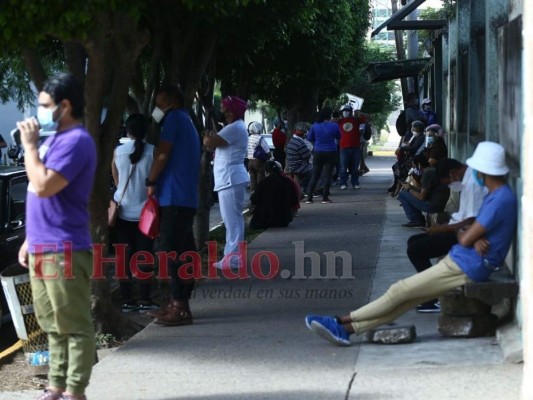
[
  {"xmin": 422, "ymin": 98, "xmax": 432, "ymax": 105},
  {"xmin": 248, "ymin": 121, "xmax": 263, "ymax": 134},
  {"xmin": 466, "ymin": 141, "xmax": 509, "ymax": 176}
]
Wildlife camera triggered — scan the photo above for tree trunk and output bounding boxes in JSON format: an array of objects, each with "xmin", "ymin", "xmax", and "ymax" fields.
[{"xmin": 21, "ymin": 48, "xmax": 47, "ymax": 92}]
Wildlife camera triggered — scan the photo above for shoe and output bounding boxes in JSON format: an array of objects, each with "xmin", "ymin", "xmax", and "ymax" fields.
[
  {"xmin": 147, "ymin": 301, "xmax": 171, "ymax": 318},
  {"xmin": 138, "ymin": 301, "xmax": 160, "ymax": 314},
  {"xmin": 61, "ymin": 394, "xmax": 87, "ymax": 400},
  {"xmin": 305, "ymin": 315, "xmax": 323, "ymax": 330},
  {"xmin": 308, "ymin": 316, "xmax": 351, "ymax": 346},
  {"xmin": 417, "ymin": 301, "xmax": 441, "ymax": 313},
  {"xmin": 401, "ymin": 221, "xmax": 425, "ymax": 228},
  {"xmin": 212, "ymin": 258, "xmax": 242, "ymax": 270},
  {"xmin": 305, "ymin": 199, "xmax": 313, "ymax": 204},
  {"xmin": 340, "ymin": 185, "xmax": 347, "ymax": 190},
  {"xmin": 154, "ymin": 301, "xmax": 193, "ymax": 326},
  {"xmin": 353, "ymin": 185, "xmax": 360, "ymax": 189},
  {"xmin": 321, "ymin": 198, "xmax": 332, "ymax": 204},
  {"xmin": 121, "ymin": 302, "xmax": 139, "ymax": 313},
  {"xmin": 36, "ymin": 389, "xmax": 63, "ymax": 400}
]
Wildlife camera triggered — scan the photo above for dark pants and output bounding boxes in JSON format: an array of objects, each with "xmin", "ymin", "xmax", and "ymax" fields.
[
  {"xmin": 159, "ymin": 206, "xmax": 197, "ymax": 302},
  {"xmin": 115, "ymin": 217, "xmax": 154, "ymax": 302},
  {"xmin": 407, "ymin": 231, "xmax": 458, "ymax": 273},
  {"xmin": 307, "ymin": 151, "xmax": 337, "ymax": 201}
]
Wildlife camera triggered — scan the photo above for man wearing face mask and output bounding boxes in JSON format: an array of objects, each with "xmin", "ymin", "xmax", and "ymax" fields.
[
  {"xmin": 337, "ymin": 104, "xmax": 366, "ymax": 190},
  {"xmin": 145, "ymin": 86, "xmax": 201, "ymax": 327},
  {"xmin": 16, "ymin": 73, "xmax": 97, "ymax": 400},
  {"xmin": 421, "ymin": 98, "xmax": 438, "ymax": 126},
  {"xmin": 405, "ymin": 158, "xmax": 486, "ymax": 312}
]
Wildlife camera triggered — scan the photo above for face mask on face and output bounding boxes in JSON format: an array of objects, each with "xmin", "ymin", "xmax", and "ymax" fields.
[
  {"xmin": 411, "ymin": 129, "xmax": 419, "ymax": 136},
  {"xmin": 472, "ymin": 169, "xmax": 485, "ymax": 187},
  {"xmin": 151, "ymin": 107, "xmax": 165, "ymax": 123},
  {"xmin": 427, "ymin": 137, "xmax": 434, "ymax": 146},
  {"xmin": 37, "ymin": 105, "xmax": 60, "ymax": 131},
  {"xmin": 342, "ymin": 111, "xmax": 350, "ymax": 118}
]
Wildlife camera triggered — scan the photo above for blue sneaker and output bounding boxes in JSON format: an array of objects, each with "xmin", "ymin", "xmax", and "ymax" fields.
[
  {"xmin": 310, "ymin": 316, "xmax": 351, "ymax": 346},
  {"xmin": 305, "ymin": 315, "xmax": 322, "ymax": 330}
]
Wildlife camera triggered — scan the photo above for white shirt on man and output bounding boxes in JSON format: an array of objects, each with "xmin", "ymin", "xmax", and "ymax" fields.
[{"xmin": 449, "ymin": 166, "xmax": 487, "ymax": 224}]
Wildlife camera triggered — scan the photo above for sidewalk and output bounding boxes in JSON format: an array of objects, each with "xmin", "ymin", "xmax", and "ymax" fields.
[{"xmin": 1, "ymin": 155, "xmax": 522, "ymax": 400}]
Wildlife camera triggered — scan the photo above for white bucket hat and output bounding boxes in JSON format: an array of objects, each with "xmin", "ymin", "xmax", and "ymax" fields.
[{"xmin": 466, "ymin": 141, "xmax": 509, "ymax": 175}]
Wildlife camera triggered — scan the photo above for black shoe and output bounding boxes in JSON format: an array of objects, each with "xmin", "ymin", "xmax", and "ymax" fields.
[
  {"xmin": 401, "ymin": 221, "xmax": 425, "ymax": 228},
  {"xmin": 417, "ymin": 301, "xmax": 440, "ymax": 313}
]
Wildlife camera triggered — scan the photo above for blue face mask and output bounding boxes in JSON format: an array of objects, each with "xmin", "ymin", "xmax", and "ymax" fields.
[
  {"xmin": 427, "ymin": 137, "xmax": 434, "ymax": 146},
  {"xmin": 472, "ymin": 169, "xmax": 485, "ymax": 187},
  {"xmin": 37, "ymin": 105, "xmax": 59, "ymax": 131}
]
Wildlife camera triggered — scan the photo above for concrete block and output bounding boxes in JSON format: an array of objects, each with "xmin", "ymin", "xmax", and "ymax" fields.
[
  {"xmin": 463, "ymin": 269, "xmax": 518, "ymax": 305},
  {"xmin": 496, "ymin": 322, "xmax": 523, "ymax": 363},
  {"xmin": 365, "ymin": 325, "xmax": 417, "ymax": 344},
  {"xmin": 439, "ymin": 290, "xmax": 492, "ymax": 316},
  {"xmin": 438, "ymin": 314, "xmax": 498, "ymax": 338}
]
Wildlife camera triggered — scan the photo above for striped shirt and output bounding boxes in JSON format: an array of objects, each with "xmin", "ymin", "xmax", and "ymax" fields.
[{"xmin": 247, "ymin": 134, "xmax": 270, "ymax": 159}]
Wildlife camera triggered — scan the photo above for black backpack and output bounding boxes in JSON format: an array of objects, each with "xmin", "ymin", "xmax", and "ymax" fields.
[{"xmin": 395, "ymin": 110, "xmax": 407, "ymax": 137}]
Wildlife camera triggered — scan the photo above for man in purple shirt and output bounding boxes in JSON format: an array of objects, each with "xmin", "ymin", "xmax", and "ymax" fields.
[{"xmin": 17, "ymin": 73, "xmax": 96, "ymax": 400}]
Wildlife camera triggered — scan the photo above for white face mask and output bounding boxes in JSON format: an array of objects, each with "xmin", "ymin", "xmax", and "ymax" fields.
[
  {"xmin": 411, "ymin": 129, "xmax": 419, "ymax": 136},
  {"xmin": 151, "ymin": 107, "xmax": 165, "ymax": 123},
  {"xmin": 449, "ymin": 181, "xmax": 464, "ymax": 192},
  {"xmin": 342, "ymin": 111, "xmax": 350, "ymax": 118}
]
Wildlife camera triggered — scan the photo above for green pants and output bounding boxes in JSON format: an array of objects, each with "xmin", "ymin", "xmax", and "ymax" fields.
[
  {"xmin": 30, "ymin": 250, "xmax": 95, "ymax": 395},
  {"xmin": 350, "ymin": 255, "xmax": 471, "ymax": 334}
]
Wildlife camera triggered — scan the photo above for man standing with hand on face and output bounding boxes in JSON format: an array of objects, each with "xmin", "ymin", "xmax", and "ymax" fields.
[{"xmin": 17, "ymin": 73, "xmax": 97, "ymax": 400}]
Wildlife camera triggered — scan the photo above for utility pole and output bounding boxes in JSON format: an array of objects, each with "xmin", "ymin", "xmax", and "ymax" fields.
[
  {"xmin": 391, "ymin": 0, "xmax": 409, "ymax": 102},
  {"xmin": 405, "ymin": 0, "xmax": 419, "ymax": 94}
]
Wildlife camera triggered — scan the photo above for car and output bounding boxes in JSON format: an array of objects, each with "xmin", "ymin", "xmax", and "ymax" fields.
[{"xmin": 0, "ymin": 166, "xmax": 28, "ymax": 325}]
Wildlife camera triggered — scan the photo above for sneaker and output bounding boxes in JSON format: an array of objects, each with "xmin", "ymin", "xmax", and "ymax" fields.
[
  {"xmin": 305, "ymin": 199, "xmax": 313, "ymax": 204},
  {"xmin": 212, "ymin": 258, "xmax": 242, "ymax": 270},
  {"xmin": 36, "ymin": 389, "xmax": 63, "ymax": 400},
  {"xmin": 321, "ymin": 198, "xmax": 333, "ymax": 204},
  {"xmin": 308, "ymin": 316, "xmax": 351, "ymax": 346},
  {"xmin": 121, "ymin": 302, "xmax": 139, "ymax": 313},
  {"xmin": 304, "ymin": 315, "xmax": 322, "ymax": 330},
  {"xmin": 416, "ymin": 301, "xmax": 441, "ymax": 313},
  {"xmin": 340, "ymin": 185, "xmax": 347, "ymax": 190},
  {"xmin": 138, "ymin": 301, "xmax": 160, "ymax": 314},
  {"xmin": 353, "ymin": 185, "xmax": 361, "ymax": 189}
]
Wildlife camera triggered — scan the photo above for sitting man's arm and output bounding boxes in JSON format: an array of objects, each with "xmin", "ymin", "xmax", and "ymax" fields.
[{"xmin": 457, "ymin": 221, "xmax": 489, "ymax": 256}]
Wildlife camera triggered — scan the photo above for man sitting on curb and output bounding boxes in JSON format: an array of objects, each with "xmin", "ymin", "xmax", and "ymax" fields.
[
  {"xmin": 305, "ymin": 142, "xmax": 517, "ymax": 346},
  {"xmin": 407, "ymin": 158, "xmax": 487, "ymax": 313}
]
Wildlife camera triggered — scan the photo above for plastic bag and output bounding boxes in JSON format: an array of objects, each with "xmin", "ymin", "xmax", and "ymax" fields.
[{"xmin": 138, "ymin": 195, "xmax": 160, "ymax": 239}]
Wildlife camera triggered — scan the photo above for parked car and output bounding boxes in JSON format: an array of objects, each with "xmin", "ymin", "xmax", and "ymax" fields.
[{"xmin": 0, "ymin": 166, "xmax": 27, "ymax": 325}]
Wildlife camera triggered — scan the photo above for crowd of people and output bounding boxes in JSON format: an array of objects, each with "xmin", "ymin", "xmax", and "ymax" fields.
[{"xmin": 16, "ymin": 76, "xmax": 517, "ymax": 399}]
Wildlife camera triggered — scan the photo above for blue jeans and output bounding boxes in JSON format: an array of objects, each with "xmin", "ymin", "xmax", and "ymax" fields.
[
  {"xmin": 339, "ymin": 147, "xmax": 361, "ymax": 186},
  {"xmin": 398, "ymin": 190, "xmax": 430, "ymax": 223}
]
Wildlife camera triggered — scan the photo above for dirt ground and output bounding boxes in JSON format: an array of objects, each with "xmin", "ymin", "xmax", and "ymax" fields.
[{"xmin": 0, "ymin": 287, "xmax": 154, "ymax": 392}]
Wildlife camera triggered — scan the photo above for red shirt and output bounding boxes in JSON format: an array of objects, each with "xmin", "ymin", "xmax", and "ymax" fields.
[
  {"xmin": 272, "ymin": 127, "xmax": 287, "ymax": 149},
  {"xmin": 338, "ymin": 116, "xmax": 367, "ymax": 149}
]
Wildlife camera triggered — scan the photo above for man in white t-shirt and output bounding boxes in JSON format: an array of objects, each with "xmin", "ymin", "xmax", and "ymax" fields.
[{"xmin": 406, "ymin": 158, "xmax": 486, "ymax": 312}]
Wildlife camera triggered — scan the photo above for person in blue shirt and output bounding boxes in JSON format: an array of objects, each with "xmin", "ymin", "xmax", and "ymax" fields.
[
  {"xmin": 305, "ymin": 142, "xmax": 517, "ymax": 346},
  {"xmin": 145, "ymin": 86, "xmax": 200, "ymax": 327},
  {"xmin": 305, "ymin": 107, "xmax": 341, "ymax": 204}
]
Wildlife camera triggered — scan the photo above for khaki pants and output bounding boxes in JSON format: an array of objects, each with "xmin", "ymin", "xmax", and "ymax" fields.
[
  {"xmin": 30, "ymin": 251, "xmax": 95, "ymax": 395},
  {"xmin": 350, "ymin": 255, "xmax": 470, "ymax": 334}
]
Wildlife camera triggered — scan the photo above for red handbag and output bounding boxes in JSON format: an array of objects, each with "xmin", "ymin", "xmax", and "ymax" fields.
[{"xmin": 138, "ymin": 195, "xmax": 160, "ymax": 239}]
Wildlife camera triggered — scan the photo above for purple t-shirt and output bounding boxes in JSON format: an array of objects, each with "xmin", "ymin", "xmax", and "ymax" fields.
[{"xmin": 26, "ymin": 126, "xmax": 97, "ymax": 254}]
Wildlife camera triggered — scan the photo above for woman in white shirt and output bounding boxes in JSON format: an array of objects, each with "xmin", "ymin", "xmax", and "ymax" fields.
[
  {"xmin": 204, "ymin": 96, "xmax": 249, "ymax": 270},
  {"xmin": 111, "ymin": 114, "xmax": 157, "ymax": 312}
]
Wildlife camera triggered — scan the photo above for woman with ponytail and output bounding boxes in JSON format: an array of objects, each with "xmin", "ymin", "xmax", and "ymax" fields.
[{"xmin": 111, "ymin": 113, "xmax": 158, "ymax": 313}]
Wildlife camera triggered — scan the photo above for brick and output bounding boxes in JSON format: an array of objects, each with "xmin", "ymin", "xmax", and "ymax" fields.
[
  {"xmin": 365, "ymin": 325, "xmax": 417, "ymax": 344},
  {"xmin": 439, "ymin": 290, "xmax": 491, "ymax": 316},
  {"xmin": 438, "ymin": 314, "xmax": 498, "ymax": 338}
]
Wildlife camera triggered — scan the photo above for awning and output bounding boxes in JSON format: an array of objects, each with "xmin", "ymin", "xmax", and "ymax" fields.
[
  {"xmin": 365, "ymin": 58, "xmax": 431, "ymax": 83},
  {"xmin": 371, "ymin": 0, "xmax": 446, "ymax": 37}
]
